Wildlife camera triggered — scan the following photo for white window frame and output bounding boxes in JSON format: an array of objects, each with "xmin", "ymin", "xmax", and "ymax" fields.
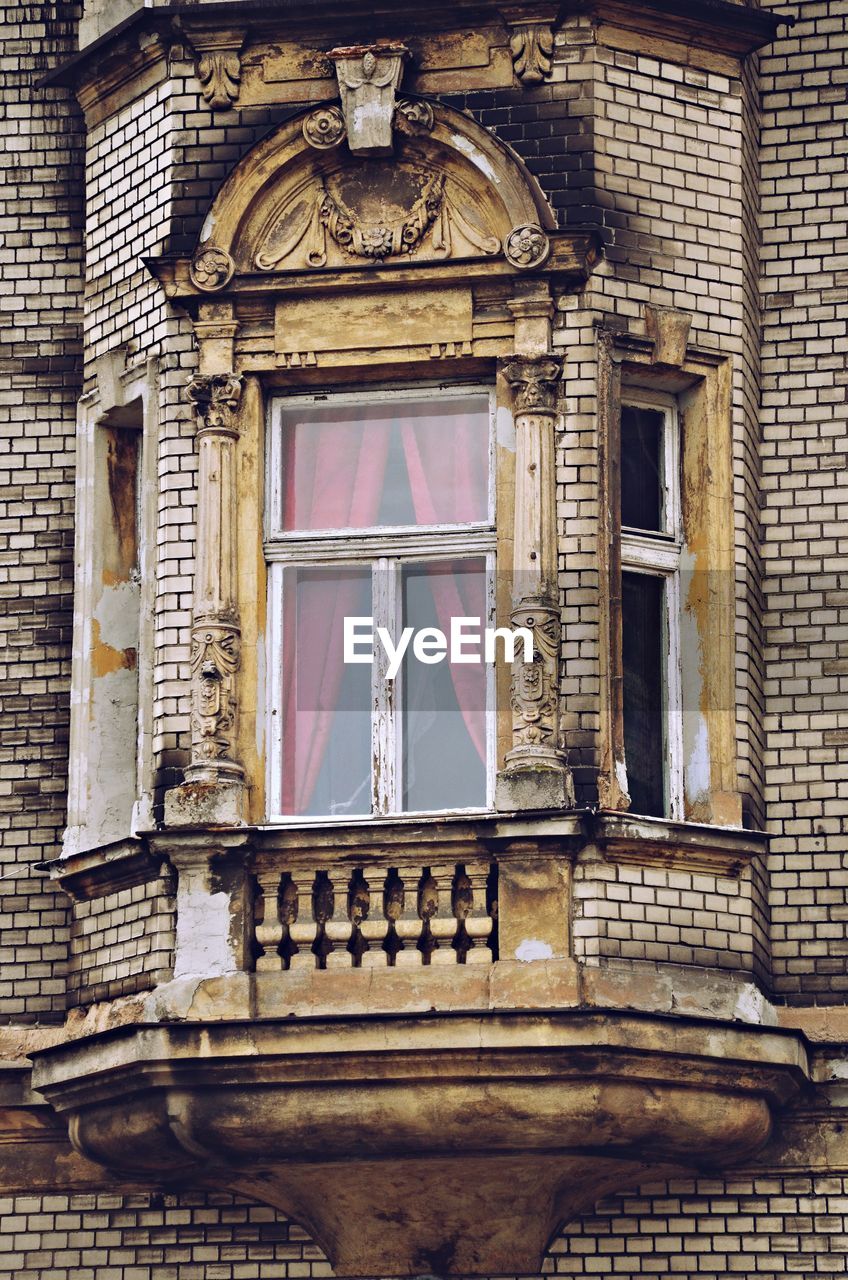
[
  {"xmin": 265, "ymin": 384, "xmax": 498, "ymax": 824},
  {"xmin": 620, "ymin": 389, "xmax": 684, "ymax": 821}
]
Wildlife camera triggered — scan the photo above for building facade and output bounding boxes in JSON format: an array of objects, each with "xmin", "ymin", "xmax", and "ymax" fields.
[{"xmin": 1, "ymin": 0, "xmax": 847, "ymax": 1274}]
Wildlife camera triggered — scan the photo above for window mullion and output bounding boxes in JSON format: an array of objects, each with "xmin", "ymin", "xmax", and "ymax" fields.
[{"xmin": 372, "ymin": 556, "xmax": 397, "ymax": 814}]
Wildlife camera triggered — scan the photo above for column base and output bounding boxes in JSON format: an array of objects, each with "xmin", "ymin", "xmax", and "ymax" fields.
[
  {"xmin": 164, "ymin": 777, "xmax": 248, "ymax": 827},
  {"xmin": 495, "ymin": 765, "xmax": 574, "ymax": 812}
]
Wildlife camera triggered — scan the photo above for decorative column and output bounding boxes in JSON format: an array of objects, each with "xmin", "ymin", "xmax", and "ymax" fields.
[
  {"xmin": 165, "ymin": 373, "xmax": 246, "ymax": 827},
  {"xmin": 496, "ymin": 355, "xmax": 574, "ymax": 811}
]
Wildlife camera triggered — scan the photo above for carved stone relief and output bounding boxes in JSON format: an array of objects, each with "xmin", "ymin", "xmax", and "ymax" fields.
[
  {"xmin": 190, "ymin": 246, "xmax": 235, "ymax": 292},
  {"xmin": 329, "ymin": 44, "xmax": 409, "ymax": 156},
  {"xmin": 185, "ymin": 374, "xmax": 244, "ymax": 781},
  {"xmin": 504, "ymin": 222, "xmax": 550, "ymax": 270},
  {"xmin": 190, "ymin": 31, "xmax": 245, "ymax": 110},
  {"xmin": 254, "ymin": 161, "xmax": 502, "ymax": 270},
  {"xmin": 507, "ymin": 21, "xmax": 555, "ymax": 84}
]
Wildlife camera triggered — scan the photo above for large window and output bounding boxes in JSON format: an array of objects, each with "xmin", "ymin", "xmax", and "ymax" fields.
[
  {"xmin": 266, "ymin": 387, "xmax": 496, "ymax": 820},
  {"xmin": 619, "ymin": 393, "xmax": 683, "ymax": 819}
]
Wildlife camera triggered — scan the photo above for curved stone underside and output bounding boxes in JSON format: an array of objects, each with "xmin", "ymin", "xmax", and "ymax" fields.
[{"xmin": 32, "ymin": 1012, "xmax": 808, "ymax": 1276}]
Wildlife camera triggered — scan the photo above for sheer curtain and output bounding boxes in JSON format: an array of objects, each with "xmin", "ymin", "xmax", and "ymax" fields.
[
  {"xmin": 281, "ymin": 420, "xmax": 389, "ymax": 814},
  {"xmin": 281, "ymin": 401, "xmax": 489, "ymax": 814}
]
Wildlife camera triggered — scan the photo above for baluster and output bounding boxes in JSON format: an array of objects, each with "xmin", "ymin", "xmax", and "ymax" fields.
[
  {"xmin": 358, "ymin": 869, "xmax": 389, "ymax": 968},
  {"xmin": 288, "ymin": 870, "xmax": 318, "ymax": 971},
  {"xmin": 427, "ymin": 863, "xmax": 459, "ymax": 966},
  {"xmin": 393, "ymin": 864, "xmax": 424, "ymax": 967},
  {"xmin": 324, "ymin": 868, "xmax": 355, "ymax": 969},
  {"xmin": 458, "ymin": 863, "xmax": 494, "ymax": 964},
  {"xmin": 254, "ymin": 868, "xmax": 284, "ymax": 972}
]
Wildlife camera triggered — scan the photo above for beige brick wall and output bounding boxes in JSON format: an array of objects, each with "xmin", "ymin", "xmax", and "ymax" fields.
[
  {"xmin": 759, "ymin": 0, "xmax": 848, "ymax": 1005},
  {"xmin": 66, "ymin": 865, "xmax": 175, "ymax": 1007},
  {"xmin": 2, "ymin": 1175, "xmax": 847, "ymax": 1278},
  {"xmin": 0, "ymin": 0, "xmax": 83, "ymax": 1023}
]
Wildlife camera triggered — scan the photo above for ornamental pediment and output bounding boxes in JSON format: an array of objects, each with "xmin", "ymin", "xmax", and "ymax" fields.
[{"xmin": 183, "ymin": 94, "xmax": 556, "ymax": 293}]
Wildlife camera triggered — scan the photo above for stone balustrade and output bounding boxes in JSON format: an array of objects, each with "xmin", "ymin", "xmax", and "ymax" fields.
[{"xmin": 254, "ymin": 860, "xmax": 496, "ymax": 971}]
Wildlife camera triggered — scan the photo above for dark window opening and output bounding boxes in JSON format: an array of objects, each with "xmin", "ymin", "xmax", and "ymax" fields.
[
  {"xmin": 622, "ymin": 571, "xmax": 666, "ymax": 818},
  {"xmin": 621, "ymin": 404, "xmax": 663, "ymax": 532}
]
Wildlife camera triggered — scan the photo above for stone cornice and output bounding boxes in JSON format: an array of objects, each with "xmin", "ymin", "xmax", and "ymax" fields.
[{"xmin": 42, "ymin": 0, "xmax": 790, "ymax": 98}]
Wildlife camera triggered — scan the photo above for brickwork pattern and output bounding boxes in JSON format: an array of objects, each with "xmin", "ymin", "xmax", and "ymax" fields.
[
  {"xmin": 66, "ymin": 867, "xmax": 175, "ymax": 1007},
  {"xmin": 2, "ymin": 1176, "xmax": 847, "ymax": 1279},
  {"xmin": 572, "ymin": 856, "xmax": 765, "ymax": 973},
  {"xmin": 0, "ymin": 1, "xmax": 83, "ymax": 1023},
  {"xmin": 759, "ymin": 0, "xmax": 848, "ymax": 1004}
]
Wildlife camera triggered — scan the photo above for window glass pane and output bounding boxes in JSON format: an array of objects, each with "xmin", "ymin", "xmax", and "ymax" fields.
[
  {"xmin": 401, "ymin": 558, "xmax": 487, "ymax": 812},
  {"xmin": 621, "ymin": 404, "xmax": 663, "ymax": 531},
  {"xmin": 281, "ymin": 566, "xmax": 372, "ymax": 816},
  {"xmin": 279, "ymin": 394, "xmax": 490, "ymax": 531},
  {"xmin": 622, "ymin": 571, "xmax": 666, "ymax": 818}
]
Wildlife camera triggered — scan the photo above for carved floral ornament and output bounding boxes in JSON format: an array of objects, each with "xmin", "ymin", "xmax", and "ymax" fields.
[
  {"xmin": 190, "ymin": 245, "xmax": 235, "ymax": 292},
  {"xmin": 253, "ymin": 169, "xmax": 502, "ymax": 269},
  {"xmin": 504, "ymin": 222, "xmax": 550, "ymax": 270},
  {"xmin": 186, "ymin": 372, "xmax": 243, "ymax": 435}
]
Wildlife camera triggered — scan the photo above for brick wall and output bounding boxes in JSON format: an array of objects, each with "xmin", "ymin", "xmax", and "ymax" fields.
[
  {"xmin": 2, "ymin": 1174, "xmax": 846, "ymax": 1278},
  {"xmin": 759, "ymin": 0, "xmax": 848, "ymax": 1005},
  {"xmin": 66, "ymin": 863, "xmax": 175, "ymax": 1007},
  {"xmin": 0, "ymin": 1, "xmax": 83, "ymax": 1023},
  {"xmin": 572, "ymin": 856, "xmax": 767, "ymax": 976}
]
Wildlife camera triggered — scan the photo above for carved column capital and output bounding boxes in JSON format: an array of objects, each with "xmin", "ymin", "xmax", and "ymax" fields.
[
  {"xmin": 187, "ymin": 373, "xmax": 243, "ymax": 438},
  {"xmin": 503, "ymin": 355, "xmax": 562, "ymax": 415}
]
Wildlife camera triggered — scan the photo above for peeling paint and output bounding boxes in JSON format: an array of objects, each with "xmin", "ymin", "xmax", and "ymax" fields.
[
  {"xmin": 496, "ymin": 404, "xmax": 515, "ymax": 452},
  {"xmin": 515, "ymin": 939, "xmax": 553, "ymax": 963},
  {"xmin": 451, "ymin": 133, "xmax": 499, "ymax": 183}
]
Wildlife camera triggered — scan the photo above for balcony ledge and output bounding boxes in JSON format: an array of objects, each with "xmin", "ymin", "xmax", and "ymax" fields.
[{"xmin": 32, "ymin": 1009, "xmax": 808, "ymax": 1276}]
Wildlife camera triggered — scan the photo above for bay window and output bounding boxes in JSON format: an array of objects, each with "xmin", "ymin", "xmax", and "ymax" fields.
[
  {"xmin": 619, "ymin": 393, "xmax": 684, "ymax": 820},
  {"xmin": 265, "ymin": 386, "xmax": 496, "ymax": 820}
]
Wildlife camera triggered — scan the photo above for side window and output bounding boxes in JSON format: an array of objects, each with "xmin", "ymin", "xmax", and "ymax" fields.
[
  {"xmin": 619, "ymin": 395, "xmax": 684, "ymax": 819},
  {"xmin": 266, "ymin": 387, "xmax": 496, "ymax": 820}
]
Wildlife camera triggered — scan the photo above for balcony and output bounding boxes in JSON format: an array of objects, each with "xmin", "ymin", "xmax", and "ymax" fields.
[{"xmin": 31, "ymin": 812, "xmax": 810, "ymax": 1276}]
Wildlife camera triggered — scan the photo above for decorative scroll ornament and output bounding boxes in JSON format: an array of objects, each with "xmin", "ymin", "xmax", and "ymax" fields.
[
  {"xmin": 186, "ymin": 373, "xmax": 243, "ymax": 437},
  {"xmin": 507, "ymin": 603, "xmax": 561, "ymax": 754},
  {"xmin": 329, "ymin": 43, "xmax": 410, "ymax": 156},
  {"xmin": 504, "ymin": 222, "xmax": 550, "ymax": 270},
  {"xmin": 303, "ymin": 106, "xmax": 346, "ymax": 150},
  {"xmin": 189, "ymin": 623, "xmax": 240, "ymax": 763},
  {"xmin": 196, "ymin": 49, "xmax": 242, "ymax": 110},
  {"xmin": 502, "ymin": 356, "xmax": 561, "ymax": 414},
  {"xmin": 190, "ymin": 245, "xmax": 235, "ymax": 292},
  {"xmin": 509, "ymin": 22, "xmax": 554, "ymax": 85},
  {"xmin": 395, "ymin": 98, "xmax": 435, "ymax": 136}
]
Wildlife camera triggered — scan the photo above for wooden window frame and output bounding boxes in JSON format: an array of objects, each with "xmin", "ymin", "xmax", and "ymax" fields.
[
  {"xmin": 620, "ymin": 391, "xmax": 684, "ymax": 820},
  {"xmin": 265, "ymin": 383, "xmax": 498, "ymax": 823}
]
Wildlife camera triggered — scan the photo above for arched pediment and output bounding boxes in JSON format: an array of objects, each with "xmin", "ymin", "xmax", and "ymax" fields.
[{"xmin": 190, "ymin": 97, "xmax": 556, "ymax": 287}]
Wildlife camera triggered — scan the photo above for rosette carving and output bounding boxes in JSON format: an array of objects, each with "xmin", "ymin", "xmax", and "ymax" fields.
[
  {"xmin": 190, "ymin": 245, "xmax": 235, "ymax": 292},
  {"xmin": 303, "ymin": 106, "xmax": 346, "ymax": 150},
  {"xmin": 504, "ymin": 222, "xmax": 550, "ymax": 271}
]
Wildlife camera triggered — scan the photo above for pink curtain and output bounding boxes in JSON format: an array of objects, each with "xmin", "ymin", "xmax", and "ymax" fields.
[
  {"xmin": 400, "ymin": 415, "xmax": 488, "ymax": 763},
  {"xmin": 281, "ymin": 420, "xmax": 390, "ymax": 813}
]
